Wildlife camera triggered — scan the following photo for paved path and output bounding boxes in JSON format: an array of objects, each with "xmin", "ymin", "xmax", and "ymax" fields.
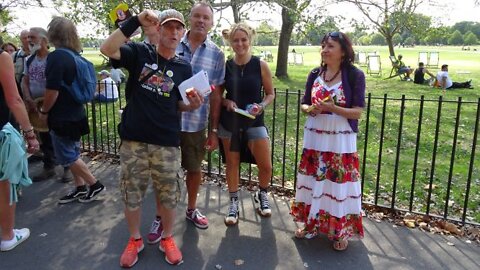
[{"xmin": 2, "ymin": 160, "xmax": 478, "ymax": 270}]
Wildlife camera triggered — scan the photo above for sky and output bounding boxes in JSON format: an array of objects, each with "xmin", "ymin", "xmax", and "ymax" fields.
[{"xmin": 6, "ymin": 0, "xmax": 480, "ymax": 37}]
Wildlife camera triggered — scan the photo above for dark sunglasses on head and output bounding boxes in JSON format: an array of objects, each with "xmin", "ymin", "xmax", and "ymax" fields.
[{"xmin": 328, "ymin": 31, "xmax": 344, "ymax": 40}]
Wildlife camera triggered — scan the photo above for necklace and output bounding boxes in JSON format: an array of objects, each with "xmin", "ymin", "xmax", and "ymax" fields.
[
  {"xmin": 323, "ymin": 69, "xmax": 341, "ymax": 83},
  {"xmin": 234, "ymin": 55, "xmax": 251, "ymax": 77},
  {"xmin": 239, "ymin": 64, "xmax": 246, "ymax": 77}
]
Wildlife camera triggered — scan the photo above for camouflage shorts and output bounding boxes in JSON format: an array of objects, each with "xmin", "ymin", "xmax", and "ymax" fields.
[{"xmin": 119, "ymin": 140, "xmax": 182, "ymax": 210}]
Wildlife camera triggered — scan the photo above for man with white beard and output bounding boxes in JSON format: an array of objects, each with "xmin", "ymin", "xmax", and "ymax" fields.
[
  {"xmin": 12, "ymin": 30, "xmax": 30, "ymax": 96},
  {"xmin": 22, "ymin": 27, "xmax": 72, "ymax": 183}
]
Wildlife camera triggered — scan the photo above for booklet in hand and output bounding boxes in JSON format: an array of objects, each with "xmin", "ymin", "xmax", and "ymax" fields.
[
  {"xmin": 234, "ymin": 108, "xmax": 256, "ymax": 119},
  {"xmin": 179, "ymin": 70, "xmax": 210, "ymax": 105}
]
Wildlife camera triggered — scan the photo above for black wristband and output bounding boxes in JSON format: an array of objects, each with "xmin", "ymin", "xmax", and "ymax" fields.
[{"xmin": 119, "ymin": 16, "xmax": 140, "ymax": 38}]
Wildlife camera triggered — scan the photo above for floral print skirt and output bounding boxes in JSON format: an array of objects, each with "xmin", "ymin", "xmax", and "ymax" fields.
[{"xmin": 291, "ymin": 114, "xmax": 364, "ymax": 241}]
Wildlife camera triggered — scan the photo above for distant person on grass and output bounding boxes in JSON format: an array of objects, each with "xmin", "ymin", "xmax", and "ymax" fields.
[
  {"xmin": 394, "ymin": 54, "xmax": 413, "ymax": 81},
  {"xmin": 413, "ymin": 62, "xmax": 435, "ymax": 85},
  {"xmin": 95, "ymin": 70, "xmax": 119, "ymax": 103},
  {"xmin": 100, "ymin": 9, "xmax": 203, "ymax": 267},
  {"xmin": 436, "ymin": 64, "xmax": 473, "ymax": 92},
  {"xmin": 0, "ymin": 44, "xmax": 40, "ymax": 252},
  {"xmin": 290, "ymin": 31, "xmax": 365, "ymax": 251}
]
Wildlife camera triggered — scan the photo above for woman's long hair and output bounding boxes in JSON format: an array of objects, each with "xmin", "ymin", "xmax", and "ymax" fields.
[{"xmin": 47, "ymin": 17, "xmax": 82, "ymax": 52}]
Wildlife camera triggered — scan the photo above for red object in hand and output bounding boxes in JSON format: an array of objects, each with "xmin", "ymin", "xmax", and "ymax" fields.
[{"xmin": 186, "ymin": 88, "xmax": 195, "ymax": 98}]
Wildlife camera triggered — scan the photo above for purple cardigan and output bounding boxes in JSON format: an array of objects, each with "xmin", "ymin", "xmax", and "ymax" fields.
[{"xmin": 301, "ymin": 65, "xmax": 366, "ymax": 132}]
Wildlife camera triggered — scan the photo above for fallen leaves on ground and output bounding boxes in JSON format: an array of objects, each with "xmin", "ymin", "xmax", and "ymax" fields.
[{"xmin": 363, "ymin": 205, "xmax": 479, "ymax": 244}]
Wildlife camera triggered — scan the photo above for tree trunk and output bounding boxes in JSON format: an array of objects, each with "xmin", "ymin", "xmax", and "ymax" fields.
[
  {"xmin": 386, "ymin": 34, "xmax": 395, "ymax": 56},
  {"xmin": 232, "ymin": 3, "xmax": 240, "ymax": 23},
  {"xmin": 275, "ymin": 6, "xmax": 295, "ymax": 78}
]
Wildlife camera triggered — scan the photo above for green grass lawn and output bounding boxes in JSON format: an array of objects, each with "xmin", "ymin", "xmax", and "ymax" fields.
[{"xmin": 83, "ymin": 46, "xmax": 480, "ymax": 223}]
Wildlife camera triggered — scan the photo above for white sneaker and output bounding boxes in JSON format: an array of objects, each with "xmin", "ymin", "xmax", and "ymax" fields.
[{"xmin": 0, "ymin": 228, "xmax": 30, "ymax": 251}]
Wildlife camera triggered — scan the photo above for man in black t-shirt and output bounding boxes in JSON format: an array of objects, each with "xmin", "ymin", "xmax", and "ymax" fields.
[{"xmin": 101, "ymin": 9, "xmax": 202, "ymax": 268}]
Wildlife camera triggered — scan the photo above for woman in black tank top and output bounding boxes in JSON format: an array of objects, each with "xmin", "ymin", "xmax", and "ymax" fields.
[{"xmin": 218, "ymin": 22, "xmax": 275, "ymax": 226}]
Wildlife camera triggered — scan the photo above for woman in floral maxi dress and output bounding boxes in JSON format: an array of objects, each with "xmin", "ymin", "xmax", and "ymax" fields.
[{"xmin": 290, "ymin": 32, "xmax": 365, "ymax": 251}]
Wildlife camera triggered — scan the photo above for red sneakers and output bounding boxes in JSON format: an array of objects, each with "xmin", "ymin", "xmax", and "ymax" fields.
[
  {"xmin": 120, "ymin": 237, "xmax": 144, "ymax": 268},
  {"xmin": 147, "ymin": 218, "xmax": 163, "ymax": 244},
  {"xmin": 159, "ymin": 236, "xmax": 183, "ymax": 265},
  {"xmin": 185, "ymin": 209, "xmax": 209, "ymax": 229}
]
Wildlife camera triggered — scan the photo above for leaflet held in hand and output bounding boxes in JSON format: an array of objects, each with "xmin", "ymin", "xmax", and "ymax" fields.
[
  {"xmin": 179, "ymin": 70, "xmax": 210, "ymax": 105},
  {"xmin": 234, "ymin": 108, "xmax": 256, "ymax": 119}
]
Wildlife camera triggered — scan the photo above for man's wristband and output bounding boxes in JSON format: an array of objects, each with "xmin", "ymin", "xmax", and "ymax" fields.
[
  {"xmin": 211, "ymin": 128, "xmax": 218, "ymax": 134},
  {"xmin": 119, "ymin": 16, "xmax": 140, "ymax": 38}
]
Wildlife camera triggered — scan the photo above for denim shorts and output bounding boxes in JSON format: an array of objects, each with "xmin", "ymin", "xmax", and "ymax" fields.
[
  {"xmin": 217, "ymin": 125, "xmax": 269, "ymax": 140},
  {"xmin": 50, "ymin": 130, "xmax": 80, "ymax": 166}
]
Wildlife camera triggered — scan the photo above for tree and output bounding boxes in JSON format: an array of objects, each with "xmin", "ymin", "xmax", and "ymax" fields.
[
  {"xmin": 448, "ymin": 30, "xmax": 464, "ymax": 45},
  {"xmin": 0, "ymin": 0, "xmax": 44, "ymax": 31},
  {"xmin": 463, "ymin": 31, "xmax": 478, "ymax": 45},
  {"xmin": 358, "ymin": 35, "xmax": 372, "ymax": 45},
  {"xmin": 392, "ymin": 33, "xmax": 402, "ymax": 45},
  {"xmin": 423, "ymin": 26, "xmax": 449, "ymax": 45},
  {"xmin": 343, "ymin": 0, "xmax": 427, "ymax": 56},
  {"xmin": 370, "ymin": 33, "xmax": 386, "ymax": 45},
  {"xmin": 274, "ymin": 0, "xmax": 313, "ymax": 78},
  {"xmin": 256, "ymin": 21, "xmax": 278, "ymax": 46},
  {"xmin": 452, "ymin": 21, "xmax": 480, "ymax": 37}
]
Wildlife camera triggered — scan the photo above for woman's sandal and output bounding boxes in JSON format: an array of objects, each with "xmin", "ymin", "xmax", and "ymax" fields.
[
  {"xmin": 295, "ymin": 228, "xmax": 317, "ymax": 239},
  {"xmin": 295, "ymin": 228, "xmax": 308, "ymax": 239},
  {"xmin": 333, "ymin": 240, "xmax": 348, "ymax": 251}
]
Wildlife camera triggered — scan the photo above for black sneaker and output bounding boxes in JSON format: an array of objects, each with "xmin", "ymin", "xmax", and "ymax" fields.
[
  {"xmin": 79, "ymin": 182, "xmax": 105, "ymax": 203},
  {"xmin": 255, "ymin": 190, "xmax": 272, "ymax": 217},
  {"xmin": 58, "ymin": 186, "xmax": 88, "ymax": 204}
]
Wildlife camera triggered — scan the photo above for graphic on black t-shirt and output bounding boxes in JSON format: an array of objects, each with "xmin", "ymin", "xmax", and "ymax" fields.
[{"xmin": 139, "ymin": 63, "xmax": 175, "ymax": 97}]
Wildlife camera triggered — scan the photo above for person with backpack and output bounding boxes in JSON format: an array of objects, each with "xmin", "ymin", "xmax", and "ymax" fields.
[
  {"xmin": 101, "ymin": 9, "xmax": 203, "ymax": 267},
  {"xmin": 12, "ymin": 30, "xmax": 31, "ymax": 97},
  {"xmin": 21, "ymin": 27, "xmax": 73, "ymax": 183},
  {"xmin": 39, "ymin": 17, "xmax": 105, "ymax": 204},
  {"xmin": 290, "ymin": 32, "xmax": 365, "ymax": 251}
]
